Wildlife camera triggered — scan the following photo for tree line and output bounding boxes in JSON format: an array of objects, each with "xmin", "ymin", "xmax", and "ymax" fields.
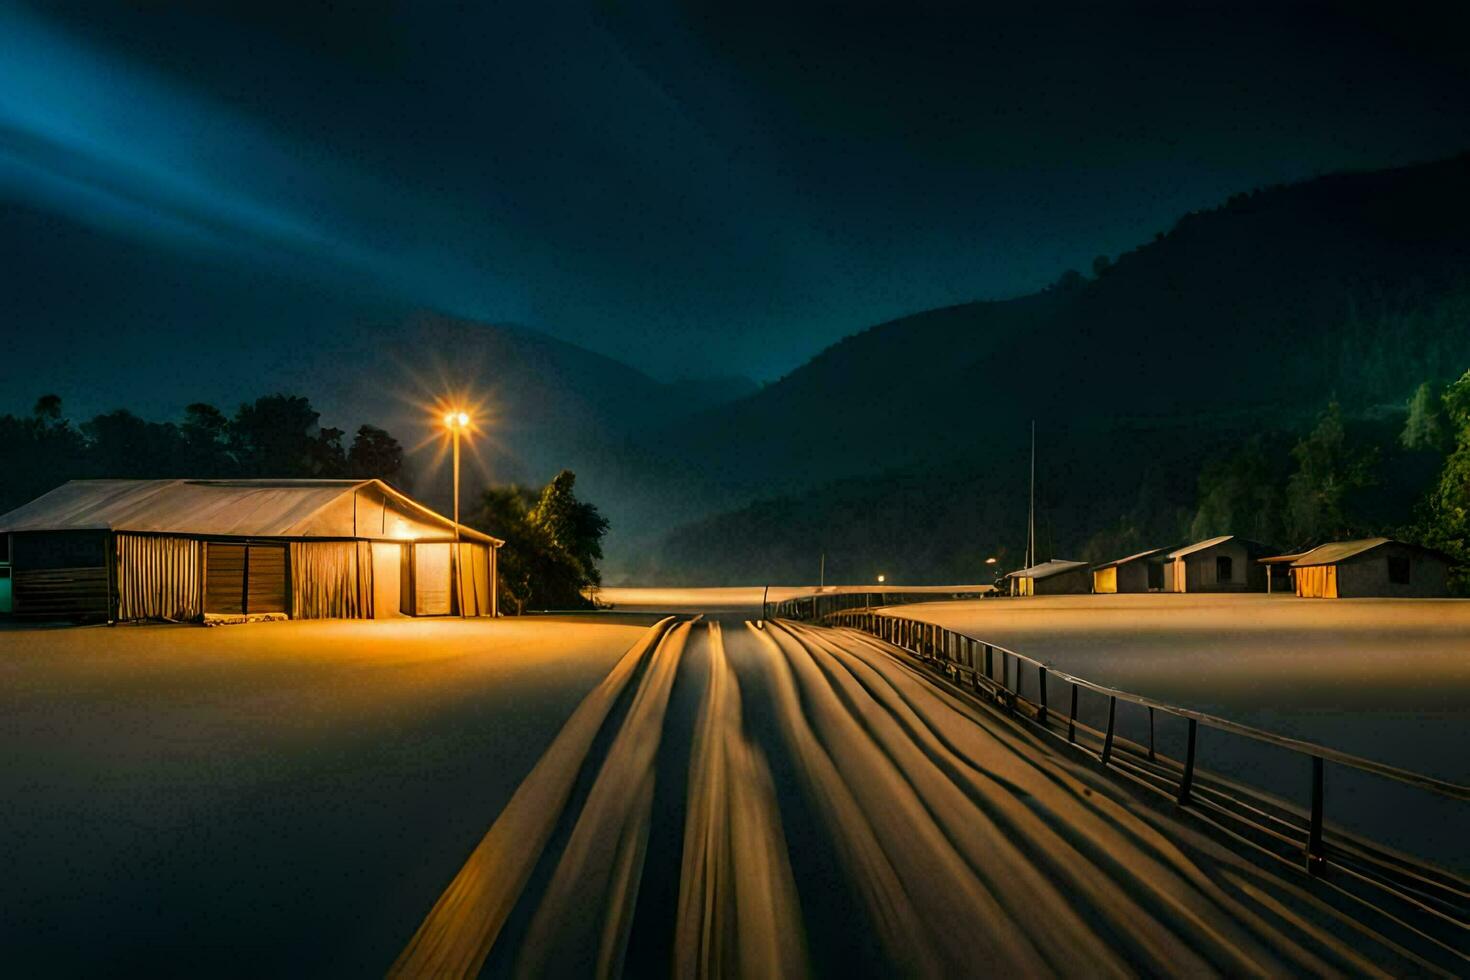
[
  {"xmin": 1158, "ymin": 370, "xmax": 1470, "ymax": 590},
  {"xmin": 0, "ymin": 393, "xmax": 407, "ymax": 515},
  {"xmin": 0, "ymin": 393, "xmax": 611, "ymax": 611}
]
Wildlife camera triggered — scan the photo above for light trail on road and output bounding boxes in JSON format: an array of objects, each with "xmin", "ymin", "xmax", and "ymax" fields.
[{"xmin": 393, "ymin": 618, "xmax": 1458, "ymax": 978}]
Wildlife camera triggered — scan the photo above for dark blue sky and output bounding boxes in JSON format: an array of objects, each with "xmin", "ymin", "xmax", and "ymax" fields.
[{"xmin": 3, "ymin": 1, "xmax": 1469, "ymax": 406}]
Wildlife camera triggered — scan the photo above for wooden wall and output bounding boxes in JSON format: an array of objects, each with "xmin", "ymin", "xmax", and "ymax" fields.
[{"xmin": 10, "ymin": 531, "xmax": 111, "ymax": 620}]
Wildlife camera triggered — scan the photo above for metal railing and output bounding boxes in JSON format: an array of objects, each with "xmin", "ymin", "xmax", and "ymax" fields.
[
  {"xmin": 775, "ymin": 597, "xmax": 1469, "ymax": 961},
  {"xmin": 765, "ymin": 588, "xmax": 990, "ymax": 622}
]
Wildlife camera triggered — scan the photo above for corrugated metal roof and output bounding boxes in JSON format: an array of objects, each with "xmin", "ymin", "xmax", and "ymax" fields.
[
  {"xmin": 1290, "ymin": 538, "xmax": 1389, "ymax": 567},
  {"xmin": 0, "ymin": 479, "xmax": 500, "ymax": 544},
  {"xmin": 1165, "ymin": 535, "xmax": 1236, "ymax": 559},
  {"xmin": 1093, "ymin": 546, "xmax": 1172, "ymax": 570},
  {"xmin": 1006, "ymin": 559, "xmax": 1090, "ymax": 579},
  {"xmin": 1285, "ymin": 537, "xmax": 1457, "ymax": 568}
]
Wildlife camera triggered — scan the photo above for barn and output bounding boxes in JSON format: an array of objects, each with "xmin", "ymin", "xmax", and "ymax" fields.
[
  {"xmin": 1289, "ymin": 537, "xmax": 1453, "ymax": 598},
  {"xmin": 1007, "ymin": 559, "xmax": 1092, "ymax": 596},
  {"xmin": 1091, "ymin": 547, "xmax": 1172, "ymax": 593},
  {"xmin": 1163, "ymin": 536, "xmax": 1273, "ymax": 593},
  {"xmin": 0, "ymin": 479, "xmax": 501, "ymax": 622}
]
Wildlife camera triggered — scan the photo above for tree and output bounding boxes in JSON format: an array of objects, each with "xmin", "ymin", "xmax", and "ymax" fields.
[
  {"xmin": 530, "ymin": 470, "xmax": 610, "ymax": 587},
  {"xmin": 181, "ymin": 403, "xmax": 234, "ymax": 476},
  {"xmin": 1091, "ymin": 254, "xmax": 1112, "ymax": 277},
  {"xmin": 1401, "ymin": 381, "xmax": 1449, "ymax": 452},
  {"xmin": 0, "ymin": 395, "xmax": 86, "ymax": 513},
  {"xmin": 82, "ymin": 410, "xmax": 186, "ymax": 478},
  {"xmin": 1283, "ymin": 401, "xmax": 1378, "ymax": 547},
  {"xmin": 469, "ymin": 485, "xmax": 541, "ymax": 615},
  {"xmin": 33, "ymin": 394, "xmax": 62, "ymax": 421},
  {"xmin": 228, "ymin": 394, "xmax": 344, "ymax": 477},
  {"xmin": 1414, "ymin": 369, "xmax": 1470, "ymax": 591},
  {"xmin": 310, "ymin": 426, "xmax": 348, "ymax": 477},
  {"xmin": 1190, "ymin": 437, "xmax": 1282, "ymax": 543},
  {"xmin": 463, "ymin": 470, "xmax": 609, "ymax": 613},
  {"xmin": 347, "ymin": 425, "xmax": 406, "ymax": 488}
]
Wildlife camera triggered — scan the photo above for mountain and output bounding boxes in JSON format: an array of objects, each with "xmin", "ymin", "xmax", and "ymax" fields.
[
  {"xmin": 624, "ymin": 153, "xmax": 1470, "ymax": 583},
  {"xmin": 298, "ymin": 313, "xmax": 757, "ymax": 520}
]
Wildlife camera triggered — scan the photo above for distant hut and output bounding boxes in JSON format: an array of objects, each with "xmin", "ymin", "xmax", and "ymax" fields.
[
  {"xmin": 1164, "ymin": 536, "xmax": 1273, "ymax": 592},
  {"xmin": 0, "ymin": 479, "xmax": 501, "ymax": 622},
  {"xmin": 1092, "ymin": 547, "xmax": 1173, "ymax": 593},
  {"xmin": 1007, "ymin": 559, "xmax": 1091, "ymax": 596},
  {"xmin": 1289, "ymin": 538, "xmax": 1454, "ymax": 598}
]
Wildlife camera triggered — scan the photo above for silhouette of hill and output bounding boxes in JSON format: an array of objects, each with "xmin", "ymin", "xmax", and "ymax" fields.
[{"xmin": 628, "ymin": 153, "xmax": 1470, "ymax": 582}]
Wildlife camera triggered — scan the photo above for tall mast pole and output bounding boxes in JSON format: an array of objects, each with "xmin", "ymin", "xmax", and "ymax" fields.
[
  {"xmin": 1028, "ymin": 419, "xmax": 1036, "ymax": 567},
  {"xmin": 453, "ymin": 426, "xmax": 462, "ymax": 617}
]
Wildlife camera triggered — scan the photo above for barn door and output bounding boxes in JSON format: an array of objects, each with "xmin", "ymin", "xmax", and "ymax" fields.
[
  {"xmin": 205, "ymin": 542, "xmax": 287, "ymax": 615},
  {"xmin": 205, "ymin": 543, "xmax": 246, "ymax": 614},
  {"xmin": 371, "ymin": 542, "xmax": 404, "ymax": 618},
  {"xmin": 246, "ymin": 544, "xmax": 287, "ymax": 614},
  {"xmin": 413, "ymin": 543, "xmax": 452, "ymax": 615}
]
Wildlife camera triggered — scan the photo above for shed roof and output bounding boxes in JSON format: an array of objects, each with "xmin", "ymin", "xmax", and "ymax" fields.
[
  {"xmin": 0, "ymin": 479, "xmax": 501, "ymax": 545},
  {"xmin": 1093, "ymin": 546, "xmax": 1172, "ymax": 570},
  {"xmin": 1258, "ymin": 552, "xmax": 1311, "ymax": 565},
  {"xmin": 1290, "ymin": 537, "xmax": 1452, "ymax": 568},
  {"xmin": 1165, "ymin": 535, "xmax": 1274, "ymax": 560},
  {"xmin": 1006, "ymin": 559, "xmax": 1090, "ymax": 580},
  {"xmin": 1165, "ymin": 535, "xmax": 1234, "ymax": 559}
]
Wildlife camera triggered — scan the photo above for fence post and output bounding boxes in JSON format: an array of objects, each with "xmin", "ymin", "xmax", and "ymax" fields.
[
  {"xmin": 1100, "ymin": 696, "xmax": 1117, "ymax": 765},
  {"xmin": 1147, "ymin": 706, "xmax": 1156, "ymax": 761},
  {"xmin": 1306, "ymin": 756, "xmax": 1326, "ymax": 876},
  {"xmin": 1178, "ymin": 719, "xmax": 1198, "ymax": 805},
  {"xmin": 1037, "ymin": 667, "xmax": 1048, "ymax": 724},
  {"xmin": 984, "ymin": 644, "xmax": 993, "ymax": 683},
  {"xmin": 1068, "ymin": 684, "xmax": 1078, "ymax": 743}
]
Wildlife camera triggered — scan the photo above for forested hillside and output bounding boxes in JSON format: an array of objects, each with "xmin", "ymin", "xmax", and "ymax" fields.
[{"xmin": 633, "ymin": 154, "xmax": 1470, "ymax": 583}]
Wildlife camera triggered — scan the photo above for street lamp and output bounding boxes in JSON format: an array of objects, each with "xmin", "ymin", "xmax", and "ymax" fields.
[
  {"xmin": 877, "ymin": 574, "xmax": 886, "ymax": 584},
  {"xmin": 442, "ymin": 410, "xmax": 471, "ymax": 616}
]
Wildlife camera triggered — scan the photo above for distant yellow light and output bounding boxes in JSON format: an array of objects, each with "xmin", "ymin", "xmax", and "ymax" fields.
[
  {"xmin": 985, "ymin": 557, "xmax": 997, "ymax": 565},
  {"xmin": 877, "ymin": 574, "xmax": 886, "ymax": 584},
  {"xmin": 442, "ymin": 412, "xmax": 456, "ymax": 426},
  {"xmin": 456, "ymin": 412, "xmax": 469, "ymax": 427}
]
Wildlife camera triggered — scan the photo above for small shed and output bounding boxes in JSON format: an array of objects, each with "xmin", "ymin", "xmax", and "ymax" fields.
[
  {"xmin": 1092, "ymin": 547, "xmax": 1173, "ymax": 593},
  {"xmin": 1289, "ymin": 538, "xmax": 1453, "ymax": 598},
  {"xmin": 1007, "ymin": 559, "xmax": 1092, "ymax": 596},
  {"xmin": 0, "ymin": 479, "xmax": 502, "ymax": 622},
  {"xmin": 1164, "ymin": 536, "xmax": 1273, "ymax": 593}
]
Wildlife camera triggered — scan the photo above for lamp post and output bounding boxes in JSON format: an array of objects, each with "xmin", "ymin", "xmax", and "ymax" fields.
[{"xmin": 443, "ymin": 410, "xmax": 470, "ymax": 616}]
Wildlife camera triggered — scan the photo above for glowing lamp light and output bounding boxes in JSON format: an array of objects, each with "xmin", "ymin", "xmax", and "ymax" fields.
[
  {"xmin": 985, "ymin": 557, "xmax": 997, "ymax": 565},
  {"xmin": 877, "ymin": 574, "xmax": 886, "ymax": 584}
]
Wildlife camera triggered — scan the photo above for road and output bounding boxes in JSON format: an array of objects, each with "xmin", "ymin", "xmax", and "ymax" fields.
[{"xmin": 395, "ymin": 617, "xmax": 1455, "ymax": 977}]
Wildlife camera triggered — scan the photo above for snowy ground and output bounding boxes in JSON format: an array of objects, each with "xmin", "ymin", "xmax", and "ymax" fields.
[
  {"xmin": 596, "ymin": 584, "xmax": 991, "ymax": 616},
  {"xmin": 883, "ymin": 593, "xmax": 1470, "ymax": 871},
  {"xmin": 2, "ymin": 606, "xmax": 1460, "ymax": 974},
  {"xmin": 882, "ymin": 594, "xmax": 1470, "ymax": 781},
  {"xmin": 0, "ymin": 617, "xmax": 655, "ymax": 975},
  {"xmin": 397, "ymin": 618, "xmax": 1454, "ymax": 976}
]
